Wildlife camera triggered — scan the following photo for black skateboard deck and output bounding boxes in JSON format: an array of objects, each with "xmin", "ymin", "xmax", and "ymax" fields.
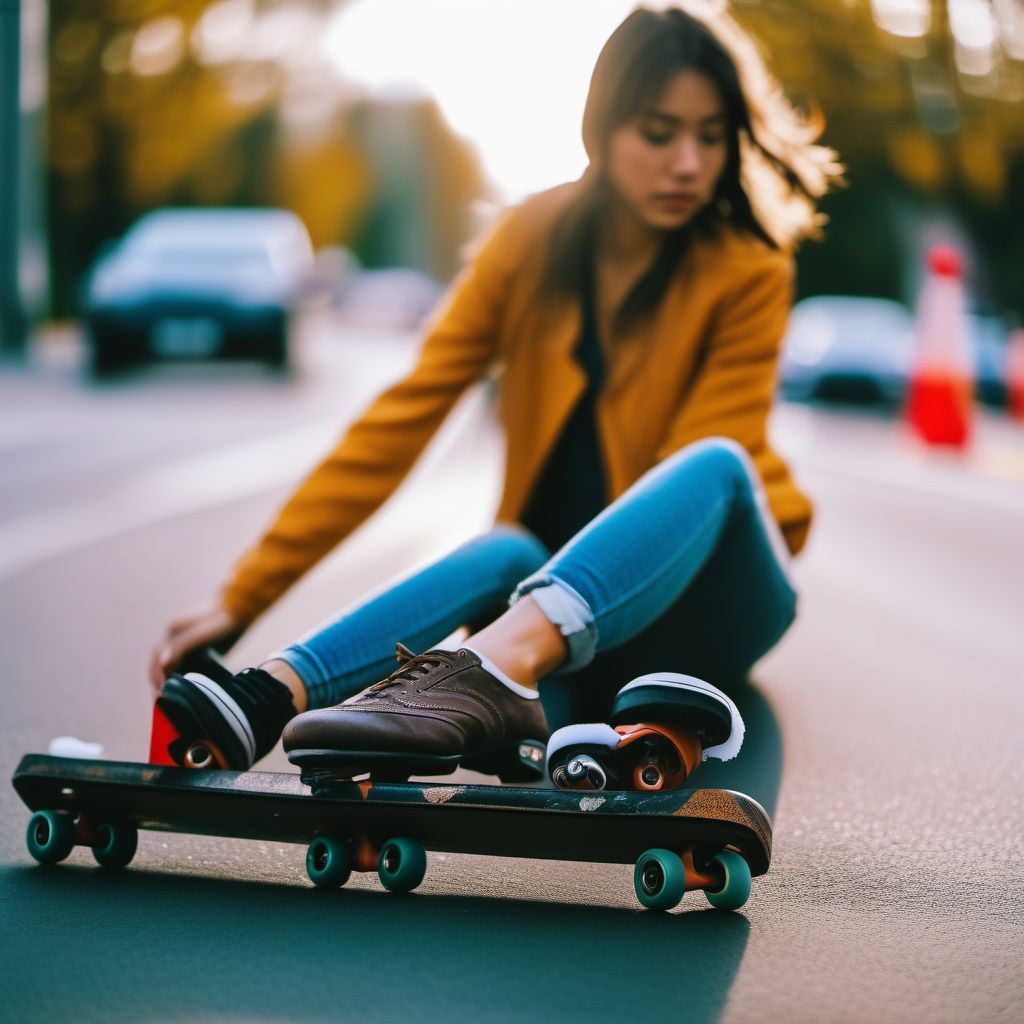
[{"xmin": 12, "ymin": 753, "xmax": 771, "ymax": 912}]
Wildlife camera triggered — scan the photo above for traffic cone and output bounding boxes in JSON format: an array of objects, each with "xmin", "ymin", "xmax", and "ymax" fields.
[
  {"xmin": 1008, "ymin": 327, "xmax": 1024, "ymax": 423},
  {"xmin": 905, "ymin": 245, "xmax": 974, "ymax": 448}
]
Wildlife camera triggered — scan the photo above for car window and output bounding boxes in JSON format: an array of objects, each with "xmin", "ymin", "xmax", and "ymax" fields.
[{"xmin": 131, "ymin": 242, "xmax": 273, "ymax": 270}]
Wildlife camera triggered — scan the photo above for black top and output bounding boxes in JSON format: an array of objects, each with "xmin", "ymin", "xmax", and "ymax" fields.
[{"xmin": 520, "ymin": 272, "xmax": 608, "ymax": 552}]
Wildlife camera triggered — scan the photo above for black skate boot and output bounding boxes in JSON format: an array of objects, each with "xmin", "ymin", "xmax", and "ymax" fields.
[{"xmin": 155, "ymin": 655, "xmax": 298, "ymax": 770}]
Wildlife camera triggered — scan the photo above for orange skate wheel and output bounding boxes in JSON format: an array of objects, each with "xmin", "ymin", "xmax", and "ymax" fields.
[{"xmin": 633, "ymin": 757, "xmax": 667, "ymax": 790}]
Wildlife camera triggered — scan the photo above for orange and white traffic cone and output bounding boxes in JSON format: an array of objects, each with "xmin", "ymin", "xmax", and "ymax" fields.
[
  {"xmin": 1007, "ymin": 327, "xmax": 1024, "ymax": 423},
  {"xmin": 905, "ymin": 245, "xmax": 974, "ymax": 448}
]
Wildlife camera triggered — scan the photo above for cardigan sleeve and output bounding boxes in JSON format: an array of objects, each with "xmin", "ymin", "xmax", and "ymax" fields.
[
  {"xmin": 657, "ymin": 247, "xmax": 792, "ymax": 454},
  {"xmin": 654, "ymin": 247, "xmax": 809, "ymax": 551},
  {"xmin": 219, "ymin": 207, "xmax": 522, "ymax": 624}
]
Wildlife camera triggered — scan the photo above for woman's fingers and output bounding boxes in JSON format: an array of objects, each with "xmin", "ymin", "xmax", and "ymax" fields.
[
  {"xmin": 148, "ymin": 645, "xmax": 167, "ymax": 692},
  {"xmin": 148, "ymin": 604, "xmax": 240, "ymax": 692}
]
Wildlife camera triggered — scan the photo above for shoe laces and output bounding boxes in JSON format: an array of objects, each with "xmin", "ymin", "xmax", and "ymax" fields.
[{"xmin": 366, "ymin": 644, "xmax": 453, "ymax": 694}]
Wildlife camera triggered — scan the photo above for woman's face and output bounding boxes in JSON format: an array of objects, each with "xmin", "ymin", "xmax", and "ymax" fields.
[{"xmin": 605, "ymin": 70, "xmax": 730, "ymax": 233}]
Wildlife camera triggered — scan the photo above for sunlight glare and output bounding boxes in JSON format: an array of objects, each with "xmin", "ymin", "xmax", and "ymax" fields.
[{"xmin": 324, "ymin": 0, "xmax": 638, "ymax": 199}]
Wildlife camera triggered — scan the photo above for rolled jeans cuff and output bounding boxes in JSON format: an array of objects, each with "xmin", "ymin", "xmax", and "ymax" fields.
[{"xmin": 511, "ymin": 573, "xmax": 597, "ymax": 673}]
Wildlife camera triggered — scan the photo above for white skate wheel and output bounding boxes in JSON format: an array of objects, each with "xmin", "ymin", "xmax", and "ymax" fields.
[{"xmin": 546, "ymin": 722, "xmax": 620, "ymax": 761}]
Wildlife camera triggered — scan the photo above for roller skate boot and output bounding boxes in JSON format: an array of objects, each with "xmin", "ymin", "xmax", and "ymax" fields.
[
  {"xmin": 546, "ymin": 672, "xmax": 744, "ymax": 792},
  {"xmin": 152, "ymin": 651, "xmax": 298, "ymax": 770}
]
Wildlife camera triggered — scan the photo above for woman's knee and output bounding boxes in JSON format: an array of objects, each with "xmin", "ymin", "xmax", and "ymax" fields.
[
  {"xmin": 654, "ymin": 437, "xmax": 766, "ymax": 519},
  {"xmin": 663, "ymin": 436, "xmax": 753, "ymax": 487},
  {"xmin": 466, "ymin": 523, "xmax": 549, "ymax": 584}
]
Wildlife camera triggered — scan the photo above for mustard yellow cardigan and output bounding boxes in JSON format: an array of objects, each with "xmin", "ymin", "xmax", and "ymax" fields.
[{"xmin": 221, "ymin": 181, "xmax": 812, "ymax": 624}]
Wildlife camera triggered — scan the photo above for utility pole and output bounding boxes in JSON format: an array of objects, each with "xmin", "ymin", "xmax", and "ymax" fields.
[{"xmin": 1, "ymin": 0, "xmax": 47, "ymax": 360}]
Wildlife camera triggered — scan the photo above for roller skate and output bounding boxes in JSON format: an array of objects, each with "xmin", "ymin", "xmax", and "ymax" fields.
[
  {"xmin": 546, "ymin": 672, "xmax": 744, "ymax": 792},
  {"xmin": 151, "ymin": 650, "xmax": 298, "ymax": 770}
]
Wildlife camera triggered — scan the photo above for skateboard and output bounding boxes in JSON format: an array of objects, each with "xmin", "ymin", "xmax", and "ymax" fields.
[{"xmin": 12, "ymin": 752, "xmax": 771, "ymax": 912}]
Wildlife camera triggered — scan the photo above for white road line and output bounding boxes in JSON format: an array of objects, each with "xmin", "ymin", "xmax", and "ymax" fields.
[
  {"xmin": 772, "ymin": 405, "xmax": 1024, "ymax": 514},
  {"xmin": 799, "ymin": 455, "xmax": 1024, "ymax": 514},
  {"xmin": 0, "ymin": 420, "xmax": 338, "ymax": 582},
  {"xmin": 0, "ymin": 385, "xmax": 496, "ymax": 582},
  {"xmin": 4, "ymin": 391, "xmax": 1015, "ymax": 582}
]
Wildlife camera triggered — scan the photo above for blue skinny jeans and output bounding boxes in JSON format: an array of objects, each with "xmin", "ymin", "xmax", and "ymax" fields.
[{"xmin": 276, "ymin": 438, "xmax": 799, "ymax": 731}]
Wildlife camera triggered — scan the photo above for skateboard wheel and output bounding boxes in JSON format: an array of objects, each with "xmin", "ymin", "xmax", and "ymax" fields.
[
  {"xmin": 92, "ymin": 823, "xmax": 138, "ymax": 868},
  {"xmin": 633, "ymin": 848, "xmax": 686, "ymax": 911},
  {"xmin": 26, "ymin": 810, "xmax": 76, "ymax": 865},
  {"xmin": 306, "ymin": 836, "xmax": 352, "ymax": 888},
  {"xmin": 704, "ymin": 850, "xmax": 752, "ymax": 911},
  {"xmin": 377, "ymin": 837, "xmax": 426, "ymax": 893}
]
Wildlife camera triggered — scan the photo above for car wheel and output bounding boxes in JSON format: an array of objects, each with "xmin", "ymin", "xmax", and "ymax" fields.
[
  {"xmin": 91, "ymin": 335, "xmax": 125, "ymax": 377},
  {"xmin": 264, "ymin": 323, "xmax": 290, "ymax": 372}
]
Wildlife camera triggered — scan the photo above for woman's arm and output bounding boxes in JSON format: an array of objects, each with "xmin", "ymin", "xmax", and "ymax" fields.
[
  {"xmin": 656, "ymin": 247, "xmax": 792, "ymax": 457},
  {"xmin": 218, "ymin": 207, "xmax": 524, "ymax": 627},
  {"xmin": 654, "ymin": 247, "xmax": 808, "ymax": 550}
]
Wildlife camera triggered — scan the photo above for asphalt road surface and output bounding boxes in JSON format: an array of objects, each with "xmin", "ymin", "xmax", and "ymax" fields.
[{"xmin": 1, "ymin": 316, "xmax": 1022, "ymax": 1024}]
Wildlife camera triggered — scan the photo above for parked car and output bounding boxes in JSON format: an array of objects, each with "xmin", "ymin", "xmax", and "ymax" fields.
[
  {"xmin": 970, "ymin": 312, "xmax": 1011, "ymax": 407},
  {"xmin": 779, "ymin": 295, "xmax": 914, "ymax": 404},
  {"xmin": 779, "ymin": 295, "xmax": 1011, "ymax": 407},
  {"xmin": 83, "ymin": 208, "xmax": 314, "ymax": 374}
]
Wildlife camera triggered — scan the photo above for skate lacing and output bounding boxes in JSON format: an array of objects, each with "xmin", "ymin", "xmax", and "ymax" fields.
[{"xmin": 367, "ymin": 644, "xmax": 451, "ymax": 694}]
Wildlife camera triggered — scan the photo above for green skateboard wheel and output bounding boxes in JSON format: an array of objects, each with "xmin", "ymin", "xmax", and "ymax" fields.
[
  {"xmin": 378, "ymin": 837, "xmax": 426, "ymax": 893},
  {"xmin": 306, "ymin": 836, "xmax": 352, "ymax": 888},
  {"xmin": 704, "ymin": 850, "xmax": 752, "ymax": 911},
  {"xmin": 26, "ymin": 810, "xmax": 76, "ymax": 865},
  {"xmin": 633, "ymin": 848, "xmax": 686, "ymax": 911},
  {"xmin": 92, "ymin": 823, "xmax": 138, "ymax": 868}
]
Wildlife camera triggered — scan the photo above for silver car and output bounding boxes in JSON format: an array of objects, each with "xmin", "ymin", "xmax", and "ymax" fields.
[
  {"xmin": 779, "ymin": 295, "xmax": 914, "ymax": 404},
  {"xmin": 84, "ymin": 208, "xmax": 314, "ymax": 375},
  {"xmin": 779, "ymin": 295, "xmax": 1011, "ymax": 407}
]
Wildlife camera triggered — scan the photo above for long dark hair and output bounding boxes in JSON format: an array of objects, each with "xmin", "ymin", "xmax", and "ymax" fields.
[{"xmin": 545, "ymin": 3, "xmax": 843, "ymax": 335}]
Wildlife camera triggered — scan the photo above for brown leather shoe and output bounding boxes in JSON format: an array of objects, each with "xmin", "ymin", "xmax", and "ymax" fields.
[{"xmin": 283, "ymin": 645, "xmax": 549, "ymax": 783}]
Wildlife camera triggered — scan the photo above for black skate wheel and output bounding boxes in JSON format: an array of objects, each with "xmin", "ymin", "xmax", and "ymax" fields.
[
  {"xmin": 306, "ymin": 836, "xmax": 352, "ymax": 888},
  {"xmin": 92, "ymin": 823, "xmax": 138, "ymax": 868},
  {"xmin": 633, "ymin": 848, "xmax": 686, "ymax": 911},
  {"xmin": 26, "ymin": 810, "xmax": 76, "ymax": 865},
  {"xmin": 378, "ymin": 837, "xmax": 426, "ymax": 893}
]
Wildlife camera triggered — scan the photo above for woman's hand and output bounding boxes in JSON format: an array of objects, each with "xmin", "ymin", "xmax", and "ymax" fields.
[{"xmin": 149, "ymin": 601, "xmax": 245, "ymax": 692}]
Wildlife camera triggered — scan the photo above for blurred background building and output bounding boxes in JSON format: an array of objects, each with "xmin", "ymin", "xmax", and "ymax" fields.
[{"xmin": 2, "ymin": 0, "xmax": 1023, "ymax": 353}]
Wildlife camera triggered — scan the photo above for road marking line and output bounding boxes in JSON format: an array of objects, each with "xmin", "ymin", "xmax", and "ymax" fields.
[
  {"xmin": 0, "ymin": 421, "xmax": 337, "ymax": 582},
  {"xmin": 801, "ymin": 456, "xmax": 1024, "ymax": 514},
  {"xmin": 0, "ymin": 386, "xmax": 497, "ymax": 582}
]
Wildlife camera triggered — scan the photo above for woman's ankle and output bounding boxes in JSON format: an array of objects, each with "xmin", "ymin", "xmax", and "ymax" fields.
[
  {"xmin": 259, "ymin": 658, "xmax": 310, "ymax": 713},
  {"xmin": 466, "ymin": 596, "xmax": 566, "ymax": 688}
]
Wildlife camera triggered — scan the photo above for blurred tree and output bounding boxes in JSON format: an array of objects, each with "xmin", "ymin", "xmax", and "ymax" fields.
[
  {"xmin": 733, "ymin": 0, "xmax": 1024, "ymax": 317},
  {"xmin": 45, "ymin": 0, "xmax": 490, "ymax": 317},
  {"xmin": 44, "ymin": 1, "xmax": 1024, "ymax": 321}
]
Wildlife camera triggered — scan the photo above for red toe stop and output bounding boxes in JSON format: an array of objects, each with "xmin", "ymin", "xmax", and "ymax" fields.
[{"xmin": 149, "ymin": 704, "xmax": 182, "ymax": 766}]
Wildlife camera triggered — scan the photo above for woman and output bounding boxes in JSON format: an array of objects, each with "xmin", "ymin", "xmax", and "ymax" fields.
[{"xmin": 151, "ymin": 4, "xmax": 841, "ymax": 788}]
